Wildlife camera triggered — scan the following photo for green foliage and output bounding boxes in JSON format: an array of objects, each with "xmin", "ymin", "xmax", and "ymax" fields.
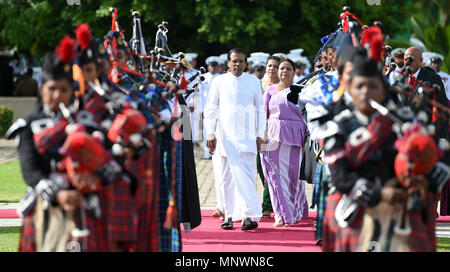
[
  {"xmin": 0, "ymin": 105, "xmax": 13, "ymax": 137},
  {"xmin": 0, "ymin": 0, "xmax": 445, "ymax": 67},
  {"xmin": 409, "ymin": 0, "xmax": 450, "ymax": 73}
]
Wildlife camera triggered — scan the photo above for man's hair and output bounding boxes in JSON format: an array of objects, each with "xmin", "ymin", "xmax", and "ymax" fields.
[
  {"xmin": 26, "ymin": 67, "xmax": 33, "ymax": 76},
  {"xmin": 295, "ymin": 63, "xmax": 306, "ymax": 69},
  {"xmin": 227, "ymin": 48, "xmax": 247, "ymax": 61}
]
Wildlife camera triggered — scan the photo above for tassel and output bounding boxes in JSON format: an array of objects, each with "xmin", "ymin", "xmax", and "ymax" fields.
[
  {"xmin": 163, "ymin": 199, "xmax": 178, "ymax": 229},
  {"xmin": 179, "ymin": 70, "xmax": 188, "ymax": 90},
  {"xmin": 432, "ymin": 92, "xmax": 438, "ymax": 123}
]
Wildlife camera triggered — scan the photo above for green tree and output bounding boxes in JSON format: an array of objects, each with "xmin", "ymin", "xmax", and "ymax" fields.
[
  {"xmin": 0, "ymin": 0, "xmax": 430, "ymax": 67},
  {"xmin": 410, "ymin": 0, "xmax": 450, "ymax": 72}
]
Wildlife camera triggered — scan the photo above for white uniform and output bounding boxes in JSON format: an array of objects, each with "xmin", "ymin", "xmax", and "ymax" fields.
[
  {"xmin": 185, "ymin": 68, "xmax": 201, "ymax": 142},
  {"xmin": 199, "ymin": 72, "xmax": 219, "ymax": 157},
  {"xmin": 437, "ymin": 71, "xmax": 450, "ymax": 101},
  {"xmin": 204, "ymin": 72, "xmax": 266, "ymax": 221}
]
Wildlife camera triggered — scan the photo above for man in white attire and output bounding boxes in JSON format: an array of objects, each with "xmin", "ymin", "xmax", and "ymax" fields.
[{"xmin": 204, "ymin": 48, "xmax": 266, "ymax": 231}]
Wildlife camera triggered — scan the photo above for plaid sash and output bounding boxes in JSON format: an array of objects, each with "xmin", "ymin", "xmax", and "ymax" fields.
[{"xmin": 345, "ymin": 115, "xmax": 393, "ymax": 169}]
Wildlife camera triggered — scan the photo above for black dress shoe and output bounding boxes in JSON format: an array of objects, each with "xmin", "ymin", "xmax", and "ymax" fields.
[
  {"xmin": 221, "ymin": 218, "xmax": 233, "ymax": 230},
  {"xmin": 241, "ymin": 218, "xmax": 258, "ymax": 231}
]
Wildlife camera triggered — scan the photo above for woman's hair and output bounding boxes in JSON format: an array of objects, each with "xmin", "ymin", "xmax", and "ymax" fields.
[
  {"xmin": 278, "ymin": 58, "xmax": 295, "ymax": 71},
  {"xmin": 266, "ymin": 56, "xmax": 281, "ymax": 65}
]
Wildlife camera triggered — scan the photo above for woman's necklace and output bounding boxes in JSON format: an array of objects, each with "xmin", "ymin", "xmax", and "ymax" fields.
[
  {"xmin": 278, "ymin": 82, "xmax": 290, "ymax": 90},
  {"xmin": 267, "ymin": 76, "xmax": 278, "ymax": 86}
]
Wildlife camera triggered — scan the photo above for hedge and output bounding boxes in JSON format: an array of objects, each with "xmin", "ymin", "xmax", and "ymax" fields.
[{"xmin": 0, "ymin": 105, "xmax": 13, "ymax": 137}]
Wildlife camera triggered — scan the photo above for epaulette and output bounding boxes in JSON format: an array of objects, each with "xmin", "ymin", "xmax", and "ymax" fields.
[
  {"xmin": 30, "ymin": 118, "xmax": 56, "ymax": 135},
  {"xmin": 304, "ymin": 74, "xmax": 320, "ymax": 88},
  {"xmin": 5, "ymin": 118, "xmax": 27, "ymax": 140}
]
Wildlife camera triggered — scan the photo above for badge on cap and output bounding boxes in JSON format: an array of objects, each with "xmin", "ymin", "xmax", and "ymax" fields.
[
  {"xmin": 117, "ymin": 36, "xmax": 124, "ymax": 46},
  {"xmin": 98, "ymin": 43, "xmax": 106, "ymax": 55},
  {"xmin": 64, "ymin": 64, "xmax": 71, "ymax": 73}
]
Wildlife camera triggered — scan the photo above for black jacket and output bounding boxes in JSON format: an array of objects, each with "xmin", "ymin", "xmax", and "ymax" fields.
[
  {"xmin": 416, "ymin": 66, "xmax": 448, "ymax": 138},
  {"xmin": 17, "ymin": 108, "xmax": 64, "ymax": 188}
]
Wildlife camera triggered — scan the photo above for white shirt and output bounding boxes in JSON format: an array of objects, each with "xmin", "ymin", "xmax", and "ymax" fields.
[
  {"xmin": 388, "ymin": 67, "xmax": 420, "ymax": 86},
  {"xmin": 204, "ymin": 72, "xmax": 266, "ymax": 156}
]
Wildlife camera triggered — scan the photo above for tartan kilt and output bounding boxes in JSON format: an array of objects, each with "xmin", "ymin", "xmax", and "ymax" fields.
[
  {"xmin": 407, "ymin": 191, "xmax": 437, "ymax": 252},
  {"xmin": 20, "ymin": 196, "xmax": 109, "ymax": 252},
  {"xmin": 78, "ymin": 189, "xmax": 109, "ymax": 252},
  {"xmin": 19, "ymin": 209, "xmax": 36, "ymax": 252},
  {"xmin": 126, "ymin": 135, "xmax": 160, "ymax": 252},
  {"xmin": 107, "ymin": 179, "xmax": 138, "ymax": 244},
  {"xmin": 322, "ymin": 192, "xmax": 364, "ymax": 252}
]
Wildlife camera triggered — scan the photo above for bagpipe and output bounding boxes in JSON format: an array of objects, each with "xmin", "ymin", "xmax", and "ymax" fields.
[
  {"xmin": 315, "ymin": 6, "xmax": 450, "ymax": 251},
  {"xmin": 360, "ymin": 36, "xmax": 450, "ymax": 253},
  {"xmin": 9, "ymin": 7, "xmax": 204, "ymax": 251}
]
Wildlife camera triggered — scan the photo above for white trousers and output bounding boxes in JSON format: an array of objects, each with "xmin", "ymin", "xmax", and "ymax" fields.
[{"xmin": 216, "ymin": 152, "xmax": 262, "ymax": 222}]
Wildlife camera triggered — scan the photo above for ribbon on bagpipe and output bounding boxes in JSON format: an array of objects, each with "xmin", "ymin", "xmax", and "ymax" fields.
[
  {"xmin": 108, "ymin": 8, "xmax": 185, "ymax": 232},
  {"xmin": 107, "ymin": 8, "xmax": 187, "ymax": 89},
  {"xmin": 340, "ymin": 11, "xmax": 365, "ymax": 33},
  {"xmin": 126, "ymin": 49, "xmax": 186, "ymax": 70},
  {"xmin": 111, "ymin": 8, "xmax": 119, "ymax": 32}
]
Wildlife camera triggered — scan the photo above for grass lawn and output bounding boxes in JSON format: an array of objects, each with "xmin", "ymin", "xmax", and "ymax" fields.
[
  {"xmin": 0, "ymin": 227, "xmax": 20, "ymax": 252},
  {"xmin": 437, "ymin": 237, "xmax": 450, "ymax": 252},
  {"xmin": 0, "ymin": 160, "xmax": 27, "ymax": 202}
]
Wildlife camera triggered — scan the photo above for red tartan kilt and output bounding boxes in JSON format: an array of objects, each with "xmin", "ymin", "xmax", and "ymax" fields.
[
  {"xmin": 19, "ymin": 209, "xmax": 36, "ymax": 252},
  {"xmin": 128, "ymin": 143, "xmax": 160, "ymax": 252},
  {"xmin": 323, "ymin": 191, "xmax": 437, "ymax": 252},
  {"xmin": 124, "ymin": 134, "xmax": 160, "ymax": 252},
  {"xmin": 322, "ymin": 192, "xmax": 364, "ymax": 252},
  {"xmin": 407, "ymin": 191, "xmax": 437, "ymax": 252},
  {"xmin": 19, "ymin": 203, "xmax": 109, "ymax": 252},
  {"xmin": 107, "ymin": 179, "xmax": 138, "ymax": 244},
  {"xmin": 80, "ymin": 189, "xmax": 109, "ymax": 252}
]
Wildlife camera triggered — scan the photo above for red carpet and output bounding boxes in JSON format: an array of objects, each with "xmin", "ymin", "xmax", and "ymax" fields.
[
  {"xmin": 181, "ymin": 210, "xmax": 321, "ymax": 252},
  {"xmin": 0, "ymin": 209, "xmax": 19, "ymax": 219},
  {"xmin": 437, "ymin": 216, "xmax": 450, "ymax": 223}
]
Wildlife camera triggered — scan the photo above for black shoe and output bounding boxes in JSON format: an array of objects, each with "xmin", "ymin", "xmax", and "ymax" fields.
[
  {"xmin": 241, "ymin": 218, "xmax": 258, "ymax": 231},
  {"xmin": 221, "ymin": 218, "xmax": 233, "ymax": 230}
]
